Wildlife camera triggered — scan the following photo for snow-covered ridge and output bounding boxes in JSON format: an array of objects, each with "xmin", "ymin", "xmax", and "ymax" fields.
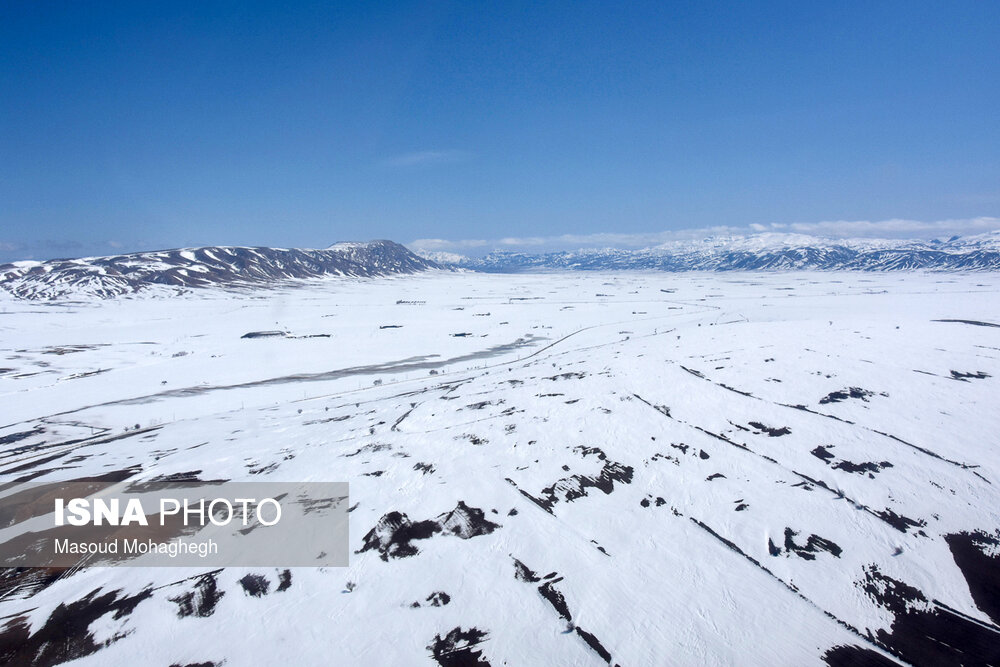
[
  {"xmin": 0, "ymin": 240, "xmax": 440, "ymax": 300},
  {"xmin": 423, "ymin": 231, "xmax": 1000, "ymax": 272}
]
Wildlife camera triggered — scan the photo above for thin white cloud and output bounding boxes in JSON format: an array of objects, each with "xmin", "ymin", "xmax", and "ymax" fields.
[
  {"xmin": 498, "ymin": 236, "xmax": 547, "ymax": 246},
  {"xmin": 381, "ymin": 150, "xmax": 470, "ymax": 168},
  {"xmin": 409, "ymin": 217, "xmax": 1000, "ymax": 257},
  {"xmin": 408, "ymin": 238, "xmax": 489, "ymax": 251},
  {"xmin": 783, "ymin": 217, "xmax": 1000, "ymax": 237}
]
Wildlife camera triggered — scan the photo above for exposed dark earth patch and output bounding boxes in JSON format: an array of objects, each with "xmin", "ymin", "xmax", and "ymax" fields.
[
  {"xmin": 811, "ymin": 446, "xmax": 836, "ymax": 462},
  {"xmin": 391, "ymin": 406, "xmax": 416, "ymax": 430},
  {"xmin": 649, "ymin": 452, "xmax": 679, "ymax": 466},
  {"xmin": 61, "ymin": 369, "xmax": 110, "ymax": 381},
  {"xmin": 932, "ymin": 318, "xmax": 1000, "ymax": 328},
  {"xmin": 239, "ymin": 574, "xmax": 270, "ymax": 597},
  {"xmin": 629, "ymin": 393, "xmax": 669, "ymax": 417},
  {"xmin": 427, "ymin": 627, "xmax": 491, "ymax": 667},
  {"xmin": 299, "ymin": 495, "xmax": 348, "ymax": 515},
  {"xmin": 874, "ymin": 509, "xmax": 926, "ymax": 533},
  {"xmin": 822, "ymin": 644, "xmax": 899, "ymax": 666},
  {"xmin": 944, "ymin": 530, "xmax": 1000, "ymax": 625},
  {"xmin": 539, "ymin": 579, "xmax": 572, "ymax": 621},
  {"xmin": 0, "ymin": 426, "xmax": 45, "ymax": 446},
  {"xmin": 574, "ymin": 627, "xmax": 613, "ymax": 664},
  {"xmin": 780, "ymin": 528, "xmax": 843, "ymax": 560},
  {"xmin": 950, "ymin": 370, "xmax": 991, "ymax": 381},
  {"xmin": 0, "ymin": 451, "xmax": 72, "ymax": 475},
  {"xmin": 640, "ymin": 495, "xmax": 668, "ymax": 508},
  {"xmin": 32, "ymin": 344, "xmax": 109, "ymax": 355},
  {"xmin": 412, "ymin": 591, "xmax": 451, "ymax": 608},
  {"xmin": 357, "ymin": 512, "xmax": 448, "ymax": 560},
  {"xmin": 518, "ymin": 447, "xmax": 634, "ymax": 512},
  {"xmin": 678, "ymin": 365, "xmax": 754, "ymax": 396},
  {"xmin": 170, "ymin": 571, "xmax": 224, "ymax": 617},
  {"xmin": 302, "ymin": 414, "xmax": 351, "ymax": 425},
  {"xmin": 465, "ymin": 400, "xmax": 500, "ymax": 410},
  {"xmin": 819, "ymin": 387, "xmax": 884, "ymax": 404},
  {"xmin": 438, "ymin": 501, "xmax": 502, "ymax": 539},
  {"xmin": 781, "ymin": 402, "xmax": 856, "ymax": 424},
  {"xmin": 0, "ymin": 567, "xmax": 65, "ymax": 600},
  {"xmin": 747, "ymin": 421, "xmax": 791, "ymax": 437},
  {"xmin": 343, "ymin": 442, "xmax": 393, "ymax": 457},
  {"xmin": 120, "ymin": 469, "xmax": 226, "ymax": 494},
  {"xmin": 513, "ymin": 558, "xmax": 540, "ymax": 583},
  {"xmin": 0, "ymin": 586, "xmax": 152, "ymax": 667},
  {"xmin": 544, "ymin": 372, "xmax": 586, "ymax": 381},
  {"xmin": 716, "ymin": 381, "xmax": 753, "ymax": 397},
  {"xmin": 358, "ymin": 502, "xmax": 500, "ymax": 561},
  {"xmin": 834, "ymin": 460, "xmax": 893, "ymax": 476},
  {"xmin": 248, "ymin": 461, "xmax": 280, "ymax": 475},
  {"xmin": 810, "ymin": 446, "xmax": 894, "ymax": 478},
  {"xmin": 511, "ymin": 557, "xmax": 615, "ymax": 664},
  {"xmin": 0, "ymin": 468, "xmax": 142, "ymax": 528},
  {"xmin": 858, "ymin": 564, "xmax": 1000, "ymax": 666},
  {"xmin": 240, "ymin": 330, "xmax": 286, "ymax": 339}
]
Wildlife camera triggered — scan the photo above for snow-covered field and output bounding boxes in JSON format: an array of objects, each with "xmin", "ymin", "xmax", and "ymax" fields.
[{"xmin": 1, "ymin": 271, "xmax": 999, "ymax": 666}]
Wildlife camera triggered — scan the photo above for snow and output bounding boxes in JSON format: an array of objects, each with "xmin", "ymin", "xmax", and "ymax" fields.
[
  {"xmin": 444, "ymin": 232, "xmax": 1000, "ymax": 273},
  {"xmin": 0, "ymin": 241, "xmax": 439, "ymax": 300},
  {"xmin": 0, "ymin": 270, "xmax": 998, "ymax": 665}
]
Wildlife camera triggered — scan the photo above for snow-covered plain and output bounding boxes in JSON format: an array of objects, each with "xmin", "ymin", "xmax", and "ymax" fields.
[{"xmin": 1, "ymin": 271, "xmax": 999, "ymax": 666}]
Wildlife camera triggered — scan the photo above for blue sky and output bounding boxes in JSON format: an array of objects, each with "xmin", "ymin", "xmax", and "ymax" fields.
[{"xmin": 2, "ymin": 1, "xmax": 999, "ymax": 261}]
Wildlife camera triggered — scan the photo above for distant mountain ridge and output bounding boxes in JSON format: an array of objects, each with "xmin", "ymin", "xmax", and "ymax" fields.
[
  {"xmin": 5, "ymin": 232, "xmax": 999, "ymax": 300},
  {"xmin": 0, "ymin": 240, "xmax": 440, "ymax": 300},
  {"xmin": 420, "ymin": 231, "xmax": 1000, "ymax": 273}
]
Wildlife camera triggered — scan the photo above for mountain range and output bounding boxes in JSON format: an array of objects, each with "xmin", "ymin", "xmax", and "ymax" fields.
[
  {"xmin": 0, "ymin": 240, "xmax": 440, "ymax": 300},
  {"xmin": 3, "ymin": 232, "xmax": 1000, "ymax": 300},
  {"xmin": 420, "ymin": 231, "xmax": 1000, "ymax": 273}
]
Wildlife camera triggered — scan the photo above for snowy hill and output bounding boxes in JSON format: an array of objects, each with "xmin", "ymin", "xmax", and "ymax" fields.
[
  {"xmin": 0, "ymin": 240, "xmax": 440, "ymax": 300},
  {"xmin": 427, "ymin": 231, "xmax": 1000, "ymax": 272}
]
